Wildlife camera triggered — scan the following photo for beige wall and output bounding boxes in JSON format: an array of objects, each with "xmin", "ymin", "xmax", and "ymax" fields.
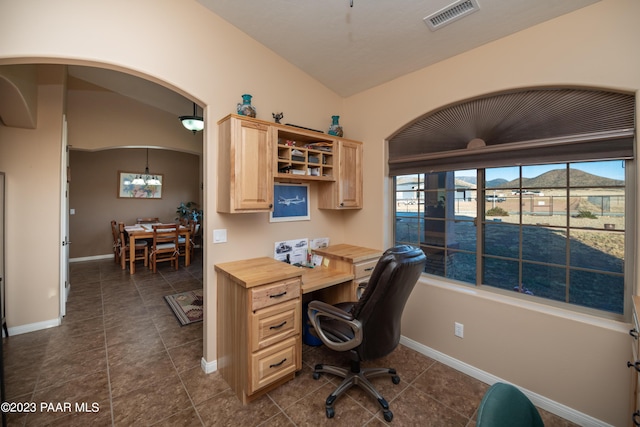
[
  {"xmin": 0, "ymin": 65, "xmax": 65, "ymax": 327},
  {"xmin": 0, "ymin": 0, "xmax": 637, "ymax": 424},
  {"xmin": 342, "ymin": 1, "xmax": 639, "ymax": 425},
  {"xmin": 69, "ymin": 148, "xmax": 200, "ymax": 258}
]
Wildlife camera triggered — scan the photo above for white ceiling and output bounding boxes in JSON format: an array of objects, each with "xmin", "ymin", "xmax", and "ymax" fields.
[
  {"xmin": 197, "ymin": 0, "xmax": 599, "ymax": 97},
  {"xmin": 63, "ymin": 0, "xmax": 599, "ymax": 118}
]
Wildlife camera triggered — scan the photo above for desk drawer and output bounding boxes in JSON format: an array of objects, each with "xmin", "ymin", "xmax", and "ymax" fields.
[
  {"xmin": 250, "ymin": 299, "xmax": 300, "ymax": 352},
  {"xmin": 250, "ymin": 337, "xmax": 298, "ymax": 393},
  {"xmin": 354, "ymin": 258, "xmax": 379, "ymax": 279},
  {"xmin": 251, "ymin": 278, "xmax": 300, "ymax": 311}
]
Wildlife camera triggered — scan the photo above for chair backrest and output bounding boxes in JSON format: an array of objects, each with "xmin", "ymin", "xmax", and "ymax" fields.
[
  {"xmin": 151, "ymin": 223, "xmax": 179, "ymax": 250},
  {"xmin": 137, "ymin": 217, "xmax": 159, "ymax": 224},
  {"xmin": 351, "ymin": 245, "xmax": 426, "ymax": 361},
  {"xmin": 118, "ymin": 222, "xmax": 127, "ymax": 248},
  {"xmin": 111, "ymin": 220, "xmax": 119, "ymax": 244},
  {"xmin": 476, "ymin": 383, "xmax": 544, "ymax": 427}
]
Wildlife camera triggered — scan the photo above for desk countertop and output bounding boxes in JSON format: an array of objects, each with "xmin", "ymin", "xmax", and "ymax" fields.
[
  {"xmin": 300, "ymin": 267, "xmax": 353, "ymax": 294},
  {"xmin": 214, "ymin": 257, "xmax": 302, "ymax": 288},
  {"xmin": 313, "ymin": 244, "xmax": 383, "ymax": 263}
]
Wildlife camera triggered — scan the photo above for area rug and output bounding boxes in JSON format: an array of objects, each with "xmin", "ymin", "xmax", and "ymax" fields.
[{"xmin": 164, "ymin": 289, "xmax": 203, "ymax": 326}]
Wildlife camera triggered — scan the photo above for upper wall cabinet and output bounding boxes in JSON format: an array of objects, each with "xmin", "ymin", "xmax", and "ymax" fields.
[
  {"xmin": 217, "ymin": 115, "xmax": 274, "ymax": 213},
  {"xmin": 217, "ymin": 114, "xmax": 363, "ymax": 213},
  {"xmin": 318, "ymin": 140, "xmax": 363, "ymax": 209}
]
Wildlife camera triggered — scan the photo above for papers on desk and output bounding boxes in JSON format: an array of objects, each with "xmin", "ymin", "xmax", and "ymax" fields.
[
  {"xmin": 274, "ymin": 237, "xmax": 328, "ymax": 267},
  {"xmin": 310, "ymin": 237, "xmax": 329, "ymax": 249},
  {"xmin": 274, "ymin": 238, "xmax": 308, "ymax": 264}
]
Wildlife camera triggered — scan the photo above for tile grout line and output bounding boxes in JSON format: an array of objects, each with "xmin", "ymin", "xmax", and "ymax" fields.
[{"xmin": 100, "ymin": 267, "xmax": 116, "ymax": 427}]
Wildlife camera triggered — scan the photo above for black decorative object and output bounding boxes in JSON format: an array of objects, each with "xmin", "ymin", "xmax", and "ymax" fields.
[{"xmin": 272, "ymin": 112, "xmax": 283, "ymax": 124}]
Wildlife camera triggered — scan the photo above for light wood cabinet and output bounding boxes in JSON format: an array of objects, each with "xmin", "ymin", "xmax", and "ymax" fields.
[
  {"xmin": 217, "ymin": 115, "xmax": 274, "ymax": 213},
  {"xmin": 312, "ymin": 244, "xmax": 382, "ymax": 303},
  {"xmin": 318, "ymin": 139, "xmax": 363, "ymax": 209},
  {"xmin": 215, "ymin": 257, "xmax": 302, "ymax": 403},
  {"xmin": 217, "ymin": 114, "xmax": 363, "ymax": 212}
]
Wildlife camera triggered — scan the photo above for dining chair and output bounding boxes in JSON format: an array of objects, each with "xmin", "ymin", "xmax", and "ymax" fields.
[
  {"xmin": 110, "ymin": 220, "xmax": 121, "ymax": 264},
  {"xmin": 136, "ymin": 217, "xmax": 159, "ymax": 224},
  {"xmin": 118, "ymin": 222, "xmax": 148, "ymax": 270},
  {"xmin": 178, "ymin": 220, "xmax": 196, "ymax": 262},
  {"xmin": 149, "ymin": 224, "xmax": 180, "ymax": 273}
]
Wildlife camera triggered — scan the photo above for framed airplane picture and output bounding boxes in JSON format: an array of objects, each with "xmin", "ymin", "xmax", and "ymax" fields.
[{"xmin": 270, "ymin": 183, "xmax": 310, "ymax": 222}]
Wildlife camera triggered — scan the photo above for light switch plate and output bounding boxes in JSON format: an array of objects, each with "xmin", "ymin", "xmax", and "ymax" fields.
[{"xmin": 213, "ymin": 229, "xmax": 227, "ymax": 243}]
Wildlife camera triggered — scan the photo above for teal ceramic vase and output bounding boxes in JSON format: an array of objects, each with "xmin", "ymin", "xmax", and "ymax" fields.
[
  {"xmin": 328, "ymin": 115, "xmax": 343, "ymax": 137},
  {"xmin": 237, "ymin": 94, "xmax": 257, "ymax": 118}
]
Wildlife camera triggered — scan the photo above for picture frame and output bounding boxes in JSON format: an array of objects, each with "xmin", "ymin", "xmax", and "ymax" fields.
[
  {"xmin": 270, "ymin": 183, "xmax": 310, "ymax": 222},
  {"xmin": 118, "ymin": 171, "xmax": 163, "ymax": 199}
]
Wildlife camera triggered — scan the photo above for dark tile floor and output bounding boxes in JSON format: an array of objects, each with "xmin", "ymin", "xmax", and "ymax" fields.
[{"xmin": 2, "ymin": 253, "xmax": 578, "ymax": 426}]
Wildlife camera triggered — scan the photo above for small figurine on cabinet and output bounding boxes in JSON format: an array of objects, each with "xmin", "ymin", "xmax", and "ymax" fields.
[{"xmin": 272, "ymin": 112, "xmax": 284, "ymax": 124}]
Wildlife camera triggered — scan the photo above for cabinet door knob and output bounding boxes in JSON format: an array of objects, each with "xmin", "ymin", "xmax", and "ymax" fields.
[
  {"xmin": 269, "ymin": 203, "xmax": 273, "ymax": 208},
  {"xmin": 339, "ymin": 202, "xmax": 344, "ymax": 207}
]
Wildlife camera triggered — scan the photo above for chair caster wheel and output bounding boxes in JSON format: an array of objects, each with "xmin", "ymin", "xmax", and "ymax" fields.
[
  {"xmin": 313, "ymin": 372, "xmax": 321, "ymax": 380},
  {"xmin": 392, "ymin": 375, "xmax": 400, "ymax": 384},
  {"xmin": 383, "ymin": 410, "xmax": 393, "ymax": 422},
  {"xmin": 326, "ymin": 407, "xmax": 335, "ymax": 418}
]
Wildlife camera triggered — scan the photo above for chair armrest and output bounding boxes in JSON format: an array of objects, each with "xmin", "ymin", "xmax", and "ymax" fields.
[
  {"xmin": 307, "ymin": 300, "xmax": 362, "ymax": 352},
  {"xmin": 356, "ymin": 281, "xmax": 368, "ymax": 300},
  {"xmin": 308, "ymin": 300, "xmax": 353, "ymax": 321}
]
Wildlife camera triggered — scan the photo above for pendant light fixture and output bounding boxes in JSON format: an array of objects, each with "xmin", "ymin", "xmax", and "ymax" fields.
[
  {"xmin": 132, "ymin": 148, "xmax": 162, "ymax": 186},
  {"xmin": 179, "ymin": 102, "xmax": 204, "ymax": 134}
]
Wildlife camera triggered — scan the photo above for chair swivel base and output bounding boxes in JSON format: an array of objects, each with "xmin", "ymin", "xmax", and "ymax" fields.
[{"xmin": 313, "ymin": 363, "xmax": 400, "ymax": 422}]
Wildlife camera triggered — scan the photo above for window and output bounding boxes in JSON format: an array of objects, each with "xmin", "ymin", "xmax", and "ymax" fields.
[{"xmin": 394, "ymin": 160, "xmax": 628, "ymax": 317}]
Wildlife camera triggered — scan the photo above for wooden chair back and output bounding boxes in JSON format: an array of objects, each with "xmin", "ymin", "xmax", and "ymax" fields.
[
  {"xmin": 111, "ymin": 220, "xmax": 121, "ymax": 264},
  {"xmin": 136, "ymin": 217, "xmax": 159, "ymax": 224},
  {"xmin": 150, "ymin": 224, "xmax": 180, "ymax": 272},
  {"xmin": 118, "ymin": 222, "xmax": 148, "ymax": 270}
]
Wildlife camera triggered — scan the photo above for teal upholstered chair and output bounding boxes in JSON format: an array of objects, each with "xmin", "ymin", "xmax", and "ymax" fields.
[{"xmin": 476, "ymin": 382, "xmax": 544, "ymax": 427}]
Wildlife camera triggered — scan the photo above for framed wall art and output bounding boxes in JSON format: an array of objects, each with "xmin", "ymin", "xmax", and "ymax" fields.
[
  {"xmin": 270, "ymin": 183, "xmax": 310, "ymax": 222},
  {"xmin": 118, "ymin": 171, "xmax": 163, "ymax": 199}
]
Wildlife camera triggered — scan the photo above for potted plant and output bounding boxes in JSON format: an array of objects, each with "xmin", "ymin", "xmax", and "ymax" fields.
[{"xmin": 176, "ymin": 201, "xmax": 203, "ymax": 223}]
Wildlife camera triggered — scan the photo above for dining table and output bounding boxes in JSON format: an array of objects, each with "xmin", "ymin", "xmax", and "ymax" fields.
[{"xmin": 124, "ymin": 223, "xmax": 191, "ymax": 274}]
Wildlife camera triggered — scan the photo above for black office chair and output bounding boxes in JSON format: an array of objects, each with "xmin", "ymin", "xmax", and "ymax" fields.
[{"xmin": 307, "ymin": 245, "xmax": 426, "ymax": 422}]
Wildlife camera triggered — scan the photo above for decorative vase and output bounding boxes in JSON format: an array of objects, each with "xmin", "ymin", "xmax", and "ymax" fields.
[
  {"xmin": 328, "ymin": 115, "xmax": 343, "ymax": 137},
  {"xmin": 237, "ymin": 94, "xmax": 256, "ymax": 118}
]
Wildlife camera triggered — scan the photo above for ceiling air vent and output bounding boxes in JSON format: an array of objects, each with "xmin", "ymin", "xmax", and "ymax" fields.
[{"xmin": 424, "ymin": 0, "xmax": 480, "ymax": 31}]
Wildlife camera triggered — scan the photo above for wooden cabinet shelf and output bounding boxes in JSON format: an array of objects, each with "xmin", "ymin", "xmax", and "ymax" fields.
[{"xmin": 275, "ymin": 129, "xmax": 335, "ymax": 182}]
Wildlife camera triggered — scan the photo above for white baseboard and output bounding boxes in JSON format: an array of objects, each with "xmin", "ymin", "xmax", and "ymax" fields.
[
  {"xmin": 7, "ymin": 318, "xmax": 61, "ymax": 336},
  {"xmin": 201, "ymin": 357, "xmax": 217, "ymax": 374},
  {"xmin": 70, "ymin": 254, "xmax": 112, "ymax": 263},
  {"xmin": 399, "ymin": 336, "xmax": 612, "ymax": 427}
]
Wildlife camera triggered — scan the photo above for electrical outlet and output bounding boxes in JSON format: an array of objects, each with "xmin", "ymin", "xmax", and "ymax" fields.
[{"xmin": 454, "ymin": 322, "xmax": 464, "ymax": 338}]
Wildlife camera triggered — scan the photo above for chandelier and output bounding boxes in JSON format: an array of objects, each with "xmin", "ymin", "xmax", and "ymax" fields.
[{"xmin": 132, "ymin": 148, "xmax": 162, "ymax": 186}]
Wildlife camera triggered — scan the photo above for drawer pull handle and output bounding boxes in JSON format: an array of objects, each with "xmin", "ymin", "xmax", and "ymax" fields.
[
  {"xmin": 270, "ymin": 291, "xmax": 287, "ymax": 298},
  {"xmin": 270, "ymin": 321, "xmax": 287, "ymax": 330},
  {"xmin": 631, "ymin": 329, "xmax": 639, "ymax": 339},
  {"xmin": 269, "ymin": 358, "xmax": 287, "ymax": 368},
  {"xmin": 364, "ymin": 267, "xmax": 374, "ymax": 272},
  {"xmin": 627, "ymin": 361, "xmax": 640, "ymax": 372}
]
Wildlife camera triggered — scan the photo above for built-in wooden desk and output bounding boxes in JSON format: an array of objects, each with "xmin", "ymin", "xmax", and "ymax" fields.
[
  {"xmin": 300, "ymin": 266, "xmax": 353, "ymax": 294},
  {"xmin": 214, "ymin": 246, "xmax": 377, "ymax": 404}
]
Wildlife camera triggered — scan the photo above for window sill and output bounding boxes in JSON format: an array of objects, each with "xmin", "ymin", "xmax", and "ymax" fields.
[{"xmin": 416, "ymin": 275, "xmax": 630, "ymax": 334}]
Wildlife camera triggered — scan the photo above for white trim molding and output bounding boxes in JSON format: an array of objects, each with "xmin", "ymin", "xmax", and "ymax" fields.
[
  {"xmin": 7, "ymin": 318, "xmax": 61, "ymax": 336},
  {"xmin": 201, "ymin": 357, "xmax": 217, "ymax": 374},
  {"xmin": 400, "ymin": 335, "xmax": 613, "ymax": 427}
]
